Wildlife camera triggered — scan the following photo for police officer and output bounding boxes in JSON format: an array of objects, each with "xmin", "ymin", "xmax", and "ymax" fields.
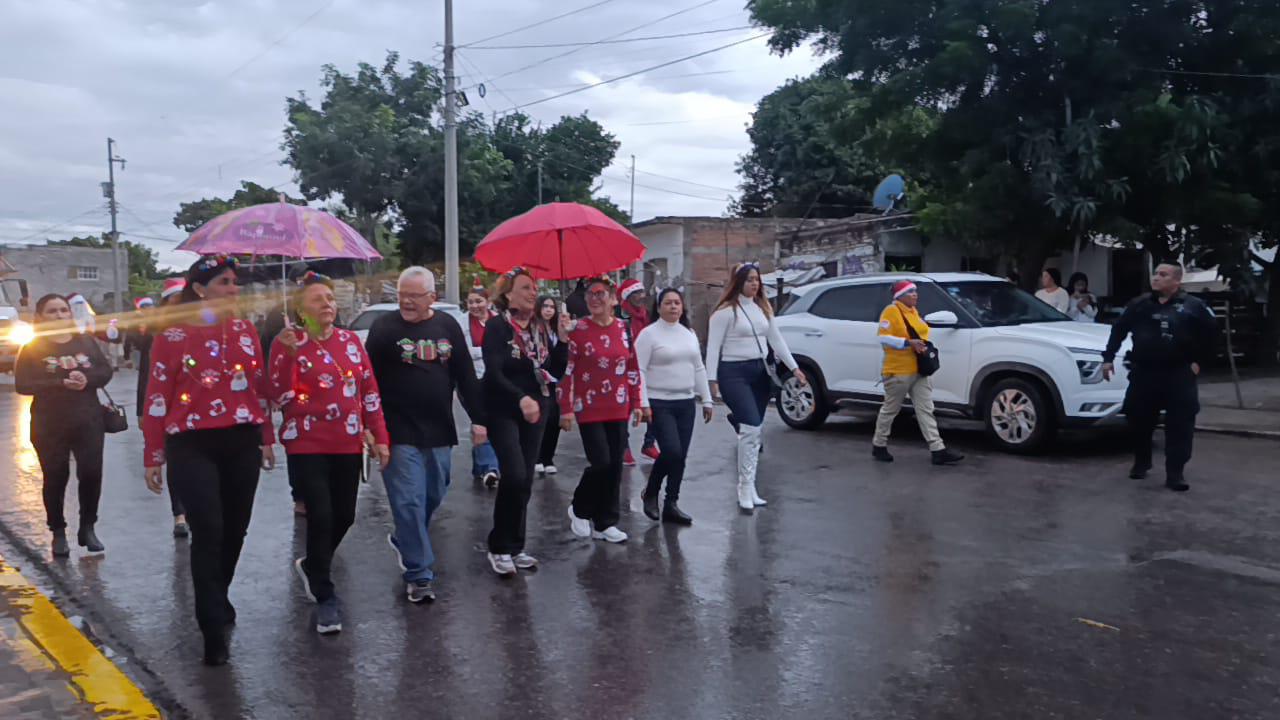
[{"xmin": 1102, "ymin": 263, "xmax": 1216, "ymax": 492}]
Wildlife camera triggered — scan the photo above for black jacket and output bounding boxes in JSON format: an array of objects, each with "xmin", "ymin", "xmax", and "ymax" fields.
[
  {"xmin": 482, "ymin": 316, "xmax": 569, "ymax": 419},
  {"xmin": 1103, "ymin": 290, "xmax": 1216, "ymax": 371},
  {"xmin": 15, "ymin": 333, "xmax": 114, "ymax": 433}
]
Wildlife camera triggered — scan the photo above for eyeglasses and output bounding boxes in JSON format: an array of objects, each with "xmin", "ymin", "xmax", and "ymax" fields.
[
  {"xmin": 586, "ymin": 290, "xmax": 611, "ymax": 300},
  {"xmin": 397, "ymin": 290, "xmax": 432, "ymax": 301}
]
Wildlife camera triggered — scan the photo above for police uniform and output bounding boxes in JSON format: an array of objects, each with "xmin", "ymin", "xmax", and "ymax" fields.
[{"xmin": 1103, "ymin": 289, "xmax": 1216, "ymax": 487}]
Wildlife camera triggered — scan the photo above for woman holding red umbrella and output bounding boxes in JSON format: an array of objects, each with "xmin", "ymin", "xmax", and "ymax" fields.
[{"xmin": 559, "ymin": 276, "xmax": 645, "ymax": 544}]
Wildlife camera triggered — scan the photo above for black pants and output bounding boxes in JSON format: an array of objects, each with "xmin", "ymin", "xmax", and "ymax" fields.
[
  {"xmin": 538, "ymin": 390, "xmax": 561, "ymax": 466},
  {"xmin": 287, "ymin": 453, "xmax": 361, "ymax": 602},
  {"xmin": 1125, "ymin": 367, "xmax": 1199, "ymax": 476},
  {"xmin": 573, "ymin": 421, "xmax": 628, "ymax": 532},
  {"xmin": 32, "ymin": 416, "xmax": 104, "ymax": 532},
  {"xmin": 645, "ymin": 399, "xmax": 696, "ymax": 503},
  {"xmin": 167, "ymin": 425, "xmax": 262, "ymax": 634},
  {"xmin": 488, "ymin": 401, "xmax": 547, "ymax": 555},
  {"xmin": 166, "ymin": 464, "xmax": 185, "ymax": 518}
]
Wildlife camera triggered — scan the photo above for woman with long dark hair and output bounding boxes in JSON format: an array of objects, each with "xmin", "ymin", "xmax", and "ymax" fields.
[
  {"xmin": 704, "ymin": 263, "xmax": 807, "ymax": 513},
  {"xmin": 535, "ymin": 295, "xmax": 562, "ymax": 476},
  {"xmin": 141, "ymin": 255, "xmax": 276, "ymax": 666},
  {"xmin": 482, "ymin": 269, "xmax": 570, "ymax": 576},
  {"xmin": 269, "ymin": 272, "xmax": 389, "ymax": 635},
  {"xmin": 560, "ymin": 277, "xmax": 644, "ymax": 544},
  {"xmin": 635, "ymin": 288, "xmax": 712, "ymax": 525},
  {"xmin": 16, "ymin": 294, "xmax": 114, "ymax": 557}
]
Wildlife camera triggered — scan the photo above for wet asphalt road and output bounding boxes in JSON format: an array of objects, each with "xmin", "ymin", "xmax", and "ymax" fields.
[{"xmin": 0, "ymin": 370, "xmax": 1278, "ymax": 719}]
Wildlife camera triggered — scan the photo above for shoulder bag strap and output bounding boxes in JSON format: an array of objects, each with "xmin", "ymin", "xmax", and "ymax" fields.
[{"xmin": 897, "ymin": 306, "xmax": 922, "ymax": 341}]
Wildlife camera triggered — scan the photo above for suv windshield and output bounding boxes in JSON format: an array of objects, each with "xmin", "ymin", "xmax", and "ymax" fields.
[{"xmin": 939, "ymin": 281, "xmax": 1071, "ymax": 326}]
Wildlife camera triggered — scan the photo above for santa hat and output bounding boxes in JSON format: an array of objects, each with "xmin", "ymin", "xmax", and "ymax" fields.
[
  {"xmin": 472, "ymin": 275, "xmax": 485, "ymax": 289},
  {"xmin": 892, "ymin": 280, "xmax": 917, "ymax": 299},
  {"xmin": 134, "ymin": 297, "xmax": 155, "ymax": 310},
  {"xmin": 161, "ymin": 278, "xmax": 185, "ymax": 300},
  {"xmin": 617, "ymin": 278, "xmax": 644, "ymax": 303}
]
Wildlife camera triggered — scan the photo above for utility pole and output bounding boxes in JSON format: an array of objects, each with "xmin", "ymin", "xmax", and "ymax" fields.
[
  {"xmin": 537, "ymin": 158, "xmax": 544, "ymax": 205},
  {"xmin": 443, "ymin": 0, "xmax": 460, "ymax": 304},
  {"xmin": 105, "ymin": 138, "xmax": 126, "ymax": 314},
  {"xmin": 629, "ymin": 154, "xmax": 636, "ymax": 224}
]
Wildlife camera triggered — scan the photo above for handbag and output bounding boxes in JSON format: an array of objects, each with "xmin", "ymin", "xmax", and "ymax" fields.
[
  {"xmin": 99, "ymin": 388, "xmax": 129, "ymax": 434},
  {"xmin": 898, "ymin": 307, "xmax": 940, "ymax": 377}
]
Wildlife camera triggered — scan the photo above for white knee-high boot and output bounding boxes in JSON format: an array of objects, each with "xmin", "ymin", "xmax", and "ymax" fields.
[{"xmin": 736, "ymin": 424, "xmax": 762, "ymax": 511}]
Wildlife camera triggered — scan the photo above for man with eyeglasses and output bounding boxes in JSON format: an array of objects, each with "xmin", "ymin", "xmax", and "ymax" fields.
[{"xmin": 366, "ymin": 266, "xmax": 486, "ymax": 603}]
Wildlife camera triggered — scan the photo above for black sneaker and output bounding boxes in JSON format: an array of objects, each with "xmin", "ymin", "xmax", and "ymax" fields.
[
  {"xmin": 483, "ymin": 471, "xmax": 500, "ymax": 489},
  {"xmin": 202, "ymin": 631, "xmax": 230, "ymax": 666},
  {"xmin": 931, "ymin": 449, "xmax": 964, "ymax": 466},
  {"xmin": 1129, "ymin": 464, "xmax": 1151, "ymax": 480},
  {"xmin": 407, "ymin": 580, "xmax": 436, "ymax": 604},
  {"xmin": 642, "ymin": 491, "xmax": 660, "ymax": 521},
  {"xmin": 173, "ymin": 520, "xmax": 190, "ymax": 539},
  {"xmin": 77, "ymin": 525, "xmax": 105, "ymax": 554},
  {"xmin": 662, "ymin": 502, "xmax": 693, "ymax": 526},
  {"xmin": 1165, "ymin": 474, "xmax": 1190, "ymax": 492},
  {"xmin": 315, "ymin": 598, "xmax": 342, "ymax": 634},
  {"xmin": 872, "ymin": 446, "xmax": 894, "ymax": 463},
  {"xmin": 51, "ymin": 531, "xmax": 70, "ymax": 558}
]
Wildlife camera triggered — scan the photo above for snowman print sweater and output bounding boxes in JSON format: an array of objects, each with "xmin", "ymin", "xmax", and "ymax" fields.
[
  {"xmin": 558, "ymin": 317, "xmax": 642, "ymax": 425},
  {"xmin": 142, "ymin": 317, "xmax": 275, "ymax": 467},
  {"xmin": 267, "ymin": 328, "xmax": 389, "ymax": 456}
]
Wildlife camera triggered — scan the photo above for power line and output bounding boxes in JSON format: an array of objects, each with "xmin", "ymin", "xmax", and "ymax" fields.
[
  {"xmin": 459, "ymin": 0, "xmax": 619, "ymax": 48},
  {"xmin": 7, "ymin": 207, "xmax": 105, "ymax": 244},
  {"xmin": 462, "ymin": 0, "xmax": 723, "ymax": 91},
  {"xmin": 499, "ymin": 32, "xmax": 771, "ymax": 112},
  {"xmin": 634, "ymin": 169, "xmax": 736, "ymax": 192},
  {"xmin": 455, "ymin": 49, "xmax": 525, "ymax": 114},
  {"xmin": 225, "ymin": 0, "xmax": 336, "ymax": 79},
  {"xmin": 466, "ymin": 25, "xmax": 753, "ymax": 50},
  {"xmin": 1142, "ymin": 67, "xmax": 1280, "ymax": 80},
  {"xmin": 498, "ymin": 68, "xmax": 745, "ymax": 92}
]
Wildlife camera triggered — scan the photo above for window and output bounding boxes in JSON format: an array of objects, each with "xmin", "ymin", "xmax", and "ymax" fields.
[
  {"xmin": 938, "ymin": 281, "xmax": 1070, "ymax": 326},
  {"xmin": 809, "ymin": 283, "xmax": 888, "ymax": 322},
  {"xmin": 67, "ymin": 266, "xmax": 99, "ymax": 281},
  {"xmin": 349, "ymin": 309, "xmax": 390, "ymax": 332},
  {"xmin": 915, "ymin": 283, "xmax": 955, "ymax": 318}
]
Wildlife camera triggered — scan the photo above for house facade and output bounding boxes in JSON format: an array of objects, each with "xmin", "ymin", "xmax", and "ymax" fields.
[{"xmin": 0, "ymin": 244, "xmax": 129, "ymax": 312}]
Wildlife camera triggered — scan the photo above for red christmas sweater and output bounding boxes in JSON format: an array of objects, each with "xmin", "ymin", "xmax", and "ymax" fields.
[
  {"xmin": 267, "ymin": 327, "xmax": 389, "ymax": 455},
  {"xmin": 142, "ymin": 318, "xmax": 275, "ymax": 468},
  {"xmin": 558, "ymin": 317, "xmax": 642, "ymax": 424}
]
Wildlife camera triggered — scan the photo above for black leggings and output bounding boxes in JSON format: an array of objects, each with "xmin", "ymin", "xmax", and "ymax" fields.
[
  {"xmin": 645, "ymin": 399, "xmax": 696, "ymax": 503},
  {"xmin": 573, "ymin": 421, "xmax": 627, "ymax": 532},
  {"xmin": 488, "ymin": 402, "xmax": 547, "ymax": 555},
  {"xmin": 167, "ymin": 425, "xmax": 262, "ymax": 634},
  {"xmin": 538, "ymin": 390, "xmax": 561, "ymax": 466},
  {"xmin": 287, "ymin": 453, "xmax": 361, "ymax": 602},
  {"xmin": 32, "ymin": 417, "xmax": 105, "ymax": 532}
]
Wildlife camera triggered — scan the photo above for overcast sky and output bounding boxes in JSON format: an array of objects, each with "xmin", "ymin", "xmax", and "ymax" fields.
[{"xmin": 0, "ymin": 0, "xmax": 821, "ymax": 269}]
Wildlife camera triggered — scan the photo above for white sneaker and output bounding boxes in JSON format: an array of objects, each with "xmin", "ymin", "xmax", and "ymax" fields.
[
  {"xmin": 535, "ymin": 463, "xmax": 546, "ymax": 474},
  {"xmin": 513, "ymin": 552, "xmax": 538, "ymax": 570},
  {"xmin": 487, "ymin": 552, "xmax": 516, "ymax": 577},
  {"xmin": 591, "ymin": 526, "xmax": 628, "ymax": 544},
  {"xmin": 567, "ymin": 506, "xmax": 591, "ymax": 538},
  {"xmin": 544, "ymin": 464, "xmax": 558, "ymax": 475}
]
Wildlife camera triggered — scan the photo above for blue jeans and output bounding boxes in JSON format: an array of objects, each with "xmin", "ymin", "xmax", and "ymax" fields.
[
  {"xmin": 718, "ymin": 359, "xmax": 771, "ymax": 427},
  {"xmin": 382, "ymin": 445, "xmax": 452, "ymax": 583},
  {"xmin": 471, "ymin": 441, "xmax": 499, "ymax": 479}
]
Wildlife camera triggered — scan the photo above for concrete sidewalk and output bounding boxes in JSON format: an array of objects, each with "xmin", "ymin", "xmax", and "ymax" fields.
[{"xmin": 1196, "ymin": 375, "xmax": 1280, "ymax": 439}]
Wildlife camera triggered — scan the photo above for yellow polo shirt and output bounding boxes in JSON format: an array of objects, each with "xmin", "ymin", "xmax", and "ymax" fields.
[{"xmin": 878, "ymin": 301, "xmax": 931, "ymax": 376}]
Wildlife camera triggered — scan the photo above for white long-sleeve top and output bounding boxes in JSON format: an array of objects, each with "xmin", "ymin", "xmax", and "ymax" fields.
[
  {"xmin": 704, "ymin": 296, "xmax": 799, "ymax": 382},
  {"xmin": 635, "ymin": 320, "xmax": 713, "ymax": 407}
]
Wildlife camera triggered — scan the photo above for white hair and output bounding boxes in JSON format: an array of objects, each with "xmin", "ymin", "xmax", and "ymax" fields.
[{"xmin": 397, "ymin": 266, "xmax": 436, "ymax": 292}]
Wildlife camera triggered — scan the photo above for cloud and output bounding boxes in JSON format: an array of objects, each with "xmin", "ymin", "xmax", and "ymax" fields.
[{"xmin": 0, "ymin": 0, "xmax": 823, "ymax": 270}]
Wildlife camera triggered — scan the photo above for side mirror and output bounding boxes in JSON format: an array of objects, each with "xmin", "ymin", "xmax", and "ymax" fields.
[{"xmin": 924, "ymin": 310, "xmax": 959, "ymax": 328}]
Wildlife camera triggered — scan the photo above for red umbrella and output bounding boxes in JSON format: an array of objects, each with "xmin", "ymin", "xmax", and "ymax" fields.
[{"xmin": 474, "ymin": 202, "xmax": 644, "ymax": 280}]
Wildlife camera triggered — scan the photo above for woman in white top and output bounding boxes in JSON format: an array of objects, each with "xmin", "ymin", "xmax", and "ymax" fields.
[
  {"xmin": 705, "ymin": 263, "xmax": 808, "ymax": 513},
  {"xmin": 635, "ymin": 288, "xmax": 713, "ymax": 525},
  {"xmin": 1066, "ymin": 272, "xmax": 1099, "ymax": 323},
  {"xmin": 1034, "ymin": 267, "xmax": 1071, "ymax": 313}
]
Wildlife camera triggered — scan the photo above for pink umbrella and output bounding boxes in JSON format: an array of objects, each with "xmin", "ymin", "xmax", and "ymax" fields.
[{"xmin": 176, "ymin": 200, "xmax": 382, "ymax": 261}]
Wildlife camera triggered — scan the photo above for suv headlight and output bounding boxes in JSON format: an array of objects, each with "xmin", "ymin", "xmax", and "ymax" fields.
[
  {"xmin": 1067, "ymin": 347, "xmax": 1106, "ymax": 385},
  {"xmin": 8, "ymin": 321, "xmax": 34, "ymax": 347}
]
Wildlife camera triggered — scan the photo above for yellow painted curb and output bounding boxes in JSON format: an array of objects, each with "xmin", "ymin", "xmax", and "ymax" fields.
[{"xmin": 0, "ymin": 560, "xmax": 161, "ymax": 719}]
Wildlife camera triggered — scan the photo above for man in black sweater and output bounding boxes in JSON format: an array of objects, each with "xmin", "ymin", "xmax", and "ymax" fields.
[{"xmin": 366, "ymin": 267, "xmax": 485, "ymax": 603}]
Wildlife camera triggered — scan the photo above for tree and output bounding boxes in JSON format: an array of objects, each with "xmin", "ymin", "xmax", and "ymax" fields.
[
  {"xmin": 173, "ymin": 181, "xmax": 305, "ymax": 233},
  {"xmin": 50, "ymin": 234, "xmax": 164, "ymax": 298}
]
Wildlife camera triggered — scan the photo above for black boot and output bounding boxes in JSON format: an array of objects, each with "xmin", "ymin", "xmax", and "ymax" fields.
[
  {"xmin": 662, "ymin": 501, "xmax": 693, "ymax": 526},
  {"xmin": 77, "ymin": 524, "xmax": 105, "ymax": 554},
  {"xmin": 203, "ymin": 630, "xmax": 230, "ymax": 666},
  {"xmin": 931, "ymin": 448, "xmax": 964, "ymax": 466},
  {"xmin": 642, "ymin": 491, "xmax": 660, "ymax": 521},
  {"xmin": 872, "ymin": 445, "xmax": 894, "ymax": 463},
  {"xmin": 51, "ymin": 531, "xmax": 70, "ymax": 558},
  {"xmin": 1129, "ymin": 461, "xmax": 1151, "ymax": 479},
  {"xmin": 1165, "ymin": 473, "xmax": 1190, "ymax": 492}
]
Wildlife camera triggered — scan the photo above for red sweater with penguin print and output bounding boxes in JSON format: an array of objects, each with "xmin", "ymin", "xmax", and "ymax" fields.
[
  {"xmin": 141, "ymin": 317, "xmax": 275, "ymax": 467},
  {"xmin": 267, "ymin": 327, "xmax": 389, "ymax": 455},
  {"xmin": 558, "ymin": 317, "xmax": 642, "ymax": 425}
]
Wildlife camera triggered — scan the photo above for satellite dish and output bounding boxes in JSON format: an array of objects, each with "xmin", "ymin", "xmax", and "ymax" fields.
[{"xmin": 872, "ymin": 174, "xmax": 906, "ymax": 214}]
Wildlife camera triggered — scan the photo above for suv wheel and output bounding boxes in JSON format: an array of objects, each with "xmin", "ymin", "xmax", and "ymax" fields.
[
  {"xmin": 777, "ymin": 367, "xmax": 830, "ymax": 430},
  {"xmin": 983, "ymin": 377, "xmax": 1055, "ymax": 453}
]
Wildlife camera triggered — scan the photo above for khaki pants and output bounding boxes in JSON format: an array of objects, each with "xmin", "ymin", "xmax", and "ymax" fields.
[{"xmin": 872, "ymin": 374, "xmax": 945, "ymax": 452}]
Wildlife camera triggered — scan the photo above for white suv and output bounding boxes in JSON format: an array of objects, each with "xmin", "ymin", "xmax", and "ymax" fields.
[{"xmin": 773, "ymin": 273, "xmax": 1131, "ymax": 452}]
